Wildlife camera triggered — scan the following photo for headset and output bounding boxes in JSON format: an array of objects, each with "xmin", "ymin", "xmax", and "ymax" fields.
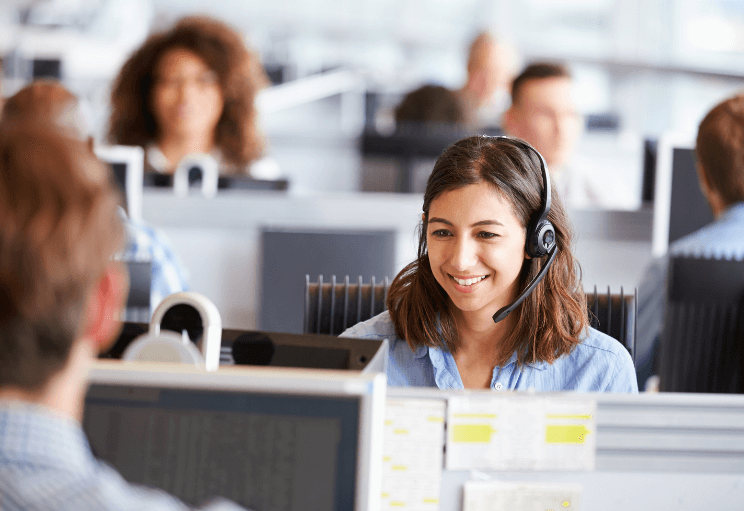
[{"xmin": 491, "ymin": 136, "xmax": 558, "ymax": 323}]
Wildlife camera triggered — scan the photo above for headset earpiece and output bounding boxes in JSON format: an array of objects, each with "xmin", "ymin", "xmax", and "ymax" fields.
[
  {"xmin": 489, "ymin": 135, "xmax": 558, "ymax": 323},
  {"xmin": 505, "ymin": 137, "xmax": 555, "ymax": 258},
  {"xmin": 528, "ymin": 219, "xmax": 556, "ymax": 258}
]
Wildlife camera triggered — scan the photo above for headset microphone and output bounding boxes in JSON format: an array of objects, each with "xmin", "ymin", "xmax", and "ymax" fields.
[
  {"xmin": 492, "ymin": 137, "xmax": 557, "ymax": 324},
  {"xmin": 492, "ymin": 244, "xmax": 557, "ymax": 323}
]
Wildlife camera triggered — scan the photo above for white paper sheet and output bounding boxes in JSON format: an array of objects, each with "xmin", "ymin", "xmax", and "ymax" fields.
[
  {"xmin": 463, "ymin": 480, "xmax": 583, "ymax": 511},
  {"xmin": 446, "ymin": 395, "xmax": 596, "ymax": 471},
  {"xmin": 381, "ymin": 398, "xmax": 446, "ymax": 510}
]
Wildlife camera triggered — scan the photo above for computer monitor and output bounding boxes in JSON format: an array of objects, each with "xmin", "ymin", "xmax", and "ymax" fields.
[
  {"xmin": 94, "ymin": 145, "xmax": 145, "ymax": 221},
  {"xmin": 84, "ymin": 361, "xmax": 385, "ymax": 511},
  {"xmin": 651, "ymin": 135, "xmax": 715, "ymax": 256}
]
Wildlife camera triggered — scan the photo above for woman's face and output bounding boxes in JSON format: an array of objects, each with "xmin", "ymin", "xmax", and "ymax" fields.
[
  {"xmin": 152, "ymin": 48, "xmax": 225, "ymax": 142},
  {"xmin": 427, "ymin": 181, "xmax": 527, "ymax": 318}
]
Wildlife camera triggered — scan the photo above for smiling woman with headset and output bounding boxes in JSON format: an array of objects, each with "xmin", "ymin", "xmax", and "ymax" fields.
[{"xmin": 342, "ymin": 136, "xmax": 637, "ymax": 392}]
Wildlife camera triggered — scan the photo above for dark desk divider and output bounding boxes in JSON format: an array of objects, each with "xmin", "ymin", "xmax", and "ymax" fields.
[
  {"xmin": 143, "ymin": 172, "xmax": 289, "ymax": 191},
  {"xmin": 360, "ymin": 124, "xmax": 502, "ymax": 193},
  {"xmin": 103, "ymin": 322, "xmax": 383, "ymax": 372}
]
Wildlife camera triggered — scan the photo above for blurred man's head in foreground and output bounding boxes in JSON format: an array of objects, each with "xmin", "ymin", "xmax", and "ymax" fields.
[
  {"xmin": 0, "ymin": 121, "xmax": 126, "ymax": 393},
  {"xmin": 2, "ymin": 80, "xmax": 90, "ymax": 142}
]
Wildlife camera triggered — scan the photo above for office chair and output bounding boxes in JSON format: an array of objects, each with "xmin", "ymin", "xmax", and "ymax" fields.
[
  {"xmin": 586, "ymin": 285, "xmax": 637, "ymax": 364},
  {"xmin": 304, "ymin": 275, "xmax": 637, "ymax": 363},
  {"xmin": 658, "ymin": 256, "xmax": 744, "ymax": 393},
  {"xmin": 304, "ymin": 275, "xmax": 390, "ymax": 335}
]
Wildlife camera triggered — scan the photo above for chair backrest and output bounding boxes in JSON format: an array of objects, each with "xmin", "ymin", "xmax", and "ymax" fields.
[
  {"xmin": 305, "ymin": 275, "xmax": 390, "ymax": 335},
  {"xmin": 586, "ymin": 285, "xmax": 637, "ymax": 363},
  {"xmin": 659, "ymin": 256, "xmax": 744, "ymax": 393},
  {"xmin": 304, "ymin": 275, "xmax": 637, "ymax": 364}
]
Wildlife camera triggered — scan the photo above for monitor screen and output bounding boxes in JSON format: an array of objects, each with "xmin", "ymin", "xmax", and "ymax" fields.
[
  {"xmin": 83, "ymin": 364, "xmax": 384, "ymax": 511},
  {"xmin": 94, "ymin": 145, "xmax": 145, "ymax": 221},
  {"xmin": 652, "ymin": 137, "xmax": 715, "ymax": 256},
  {"xmin": 667, "ymin": 148, "xmax": 714, "ymax": 245},
  {"xmin": 110, "ymin": 161, "xmax": 129, "ymax": 212}
]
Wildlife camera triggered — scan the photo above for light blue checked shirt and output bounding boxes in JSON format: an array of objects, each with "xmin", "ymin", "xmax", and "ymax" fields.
[
  {"xmin": 0, "ymin": 402, "xmax": 246, "ymax": 511},
  {"xmin": 118, "ymin": 213, "xmax": 190, "ymax": 312},
  {"xmin": 636, "ymin": 201, "xmax": 744, "ymax": 389},
  {"xmin": 341, "ymin": 311, "xmax": 637, "ymax": 392}
]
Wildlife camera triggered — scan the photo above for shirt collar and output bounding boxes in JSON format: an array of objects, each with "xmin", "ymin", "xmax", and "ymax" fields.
[
  {"xmin": 412, "ymin": 345, "xmax": 428, "ymax": 359},
  {"xmin": 507, "ymin": 350, "xmax": 550, "ymax": 371},
  {"xmin": 0, "ymin": 402, "xmax": 94, "ymax": 475},
  {"xmin": 720, "ymin": 202, "xmax": 744, "ymax": 222}
]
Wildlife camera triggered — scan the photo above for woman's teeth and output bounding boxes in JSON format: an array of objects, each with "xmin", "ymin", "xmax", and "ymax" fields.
[{"xmin": 453, "ymin": 275, "xmax": 487, "ymax": 286}]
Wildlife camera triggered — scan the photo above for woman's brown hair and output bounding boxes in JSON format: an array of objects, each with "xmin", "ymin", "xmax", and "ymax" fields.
[
  {"xmin": 108, "ymin": 16, "xmax": 268, "ymax": 173},
  {"xmin": 386, "ymin": 135, "xmax": 588, "ymax": 366}
]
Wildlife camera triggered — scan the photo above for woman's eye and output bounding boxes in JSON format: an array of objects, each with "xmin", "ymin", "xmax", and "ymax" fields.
[
  {"xmin": 431, "ymin": 229, "xmax": 451, "ymax": 237},
  {"xmin": 478, "ymin": 231, "xmax": 497, "ymax": 239}
]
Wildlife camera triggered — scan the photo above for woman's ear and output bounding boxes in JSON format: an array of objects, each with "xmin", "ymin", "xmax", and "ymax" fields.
[{"xmin": 82, "ymin": 262, "xmax": 129, "ymax": 354}]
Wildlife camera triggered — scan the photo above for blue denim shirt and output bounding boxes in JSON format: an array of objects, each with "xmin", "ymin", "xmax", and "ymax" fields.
[{"xmin": 341, "ymin": 311, "xmax": 638, "ymax": 392}]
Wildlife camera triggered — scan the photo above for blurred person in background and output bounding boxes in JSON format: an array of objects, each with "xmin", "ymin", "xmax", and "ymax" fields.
[
  {"xmin": 503, "ymin": 62, "xmax": 606, "ymax": 209},
  {"xmin": 394, "ymin": 84, "xmax": 465, "ymax": 126},
  {"xmin": 3, "ymin": 81, "xmax": 190, "ymax": 311},
  {"xmin": 0, "ymin": 122, "xmax": 246, "ymax": 510},
  {"xmin": 636, "ymin": 94, "xmax": 744, "ymax": 391},
  {"xmin": 456, "ymin": 32, "xmax": 519, "ymax": 129},
  {"xmin": 109, "ymin": 16, "xmax": 279, "ymax": 179}
]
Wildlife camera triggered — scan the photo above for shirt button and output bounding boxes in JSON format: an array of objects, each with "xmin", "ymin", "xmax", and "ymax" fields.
[{"xmin": 494, "ymin": 382, "xmax": 503, "ymax": 390}]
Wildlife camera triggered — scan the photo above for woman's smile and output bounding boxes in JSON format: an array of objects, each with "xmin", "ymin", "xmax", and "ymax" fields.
[{"xmin": 450, "ymin": 274, "xmax": 490, "ymax": 293}]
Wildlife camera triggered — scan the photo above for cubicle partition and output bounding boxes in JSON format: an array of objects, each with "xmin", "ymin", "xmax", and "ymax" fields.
[
  {"xmin": 260, "ymin": 227, "xmax": 395, "ymax": 333},
  {"xmin": 141, "ymin": 190, "xmax": 654, "ymax": 330},
  {"xmin": 384, "ymin": 387, "xmax": 744, "ymax": 511}
]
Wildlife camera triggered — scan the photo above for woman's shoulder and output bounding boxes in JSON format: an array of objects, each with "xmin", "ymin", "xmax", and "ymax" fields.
[
  {"xmin": 340, "ymin": 311, "xmax": 398, "ymax": 341},
  {"xmin": 576, "ymin": 326, "xmax": 630, "ymax": 357},
  {"xmin": 565, "ymin": 326, "xmax": 637, "ymax": 392}
]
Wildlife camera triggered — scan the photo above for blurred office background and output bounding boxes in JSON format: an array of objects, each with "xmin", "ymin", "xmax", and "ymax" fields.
[
  {"xmin": 2, "ymin": 0, "xmax": 743, "ymax": 199},
  {"xmin": 2, "ymin": 0, "xmax": 743, "ymax": 330}
]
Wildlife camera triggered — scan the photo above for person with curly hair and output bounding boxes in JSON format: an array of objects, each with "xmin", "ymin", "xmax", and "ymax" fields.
[
  {"xmin": 109, "ymin": 16, "xmax": 275, "ymax": 177},
  {"xmin": 342, "ymin": 136, "xmax": 637, "ymax": 392}
]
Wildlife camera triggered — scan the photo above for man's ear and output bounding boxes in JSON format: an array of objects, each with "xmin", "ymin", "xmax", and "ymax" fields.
[{"xmin": 83, "ymin": 262, "xmax": 129, "ymax": 354}]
